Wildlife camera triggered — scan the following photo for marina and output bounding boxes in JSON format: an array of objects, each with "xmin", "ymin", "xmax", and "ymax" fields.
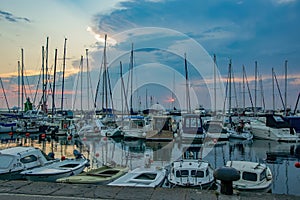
[{"xmin": 0, "ymin": 124, "xmax": 299, "ymax": 196}]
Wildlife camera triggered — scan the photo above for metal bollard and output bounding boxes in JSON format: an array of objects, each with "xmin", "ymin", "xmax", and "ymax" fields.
[{"xmin": 213, "ymin": 167, "xmax": 240, "ymax": 195}]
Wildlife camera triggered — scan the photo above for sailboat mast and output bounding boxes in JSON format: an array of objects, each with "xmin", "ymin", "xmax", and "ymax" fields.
[
  {"xmin": 44, "ymin": 37, "xmax": 49, "ymax": 112},
  {"xmin": 18, "ymin": 61, "xmax": 20, "ymax": 111},
  {"xmin": 272, "ymin": 68, "xmax": 275, "ymax": 111},
  {"xmin": 284, "ymin": 60, "xmax": 288, "ymax": 116},
  {"xmin": 104, "ymin": 35, "xmax": 108, "ymax": 113},
  {"xmin": 61, "ymin": 38, "xmax": 67, "ymax": 111},
  {"xmin": 52, "ymin": 49, "xmax": 57, "ymax": 117},
  {"xmin": 130, "ymin": 43, "xmax": 134, "ymax": 114},
  {"xmin": 184, "ymin": 53, "xmax": 191, "ymax": 113},
  {"xmin": 243, "ymin": 65, "xmax": 245, "ymax": 112},
  {"xmin": 254, "ymin": 61, "xmax": 257, "ymax": 114},
  {"xmin": 86, "ymin": 49, "xmax": 90, "ymax": 111},
  {"xmin": 21, "ymin": 48, "xmax": 24, "ymax": 112},
  {"xmin": 120, "ymin": 61, "xmax": 124, "ymax": 119},
  {"xmin": 228, "ymin": 59, "xmax": 232, "ymax": 114},
  {"xmin": 80, "ymin": 55, "xmax": 83, "ymax": 115},
  {"xmin": 42, "ymin": 46, "xmax": 45, "ymax": 111},
  {"xmin": 213, "ymin": 54, "xmax": 217, "ymax": 115}
]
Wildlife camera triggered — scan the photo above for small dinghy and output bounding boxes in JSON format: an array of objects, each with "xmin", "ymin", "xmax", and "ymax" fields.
[
  {"xmin": 108, "ymin": 166, "xmax": 166, "ymax": 188},
  {"xmin": 21, "ymin": 150, "xmax": 89, "ymax": 182},
  {"xmin": 56, "ymin": 165, "xmax": 128, "ymax": 184}
]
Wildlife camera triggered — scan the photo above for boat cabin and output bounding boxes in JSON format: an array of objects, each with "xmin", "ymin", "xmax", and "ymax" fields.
[
  {"xmin": 226, "ymin": 161, "xmax": 272, "ymax": 191},
  {"xmin": 0, "ymin": 147, "xmax": 53, "ymax": 180},
  {"xmin": 182, "ymin": 114, "xmax": 204, "ymax": 134}
]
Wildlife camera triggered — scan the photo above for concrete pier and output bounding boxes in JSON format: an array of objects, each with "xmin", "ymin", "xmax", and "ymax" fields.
[{"xmin": 0, "ymin": 180, "xmax": 298, "ymax": 200}]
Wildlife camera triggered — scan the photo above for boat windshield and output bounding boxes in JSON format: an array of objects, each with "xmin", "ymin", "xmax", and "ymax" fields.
[
  {"xmin": 176, "ymin": 170, "xmax": 189, "ymax": 177},
  {"xmin": 20, "ymin": 155, "xmax": 38, "ymax": 164},
  {"xmin": 242, "ymin": 171, "xmax": 257, "ymax": 182},
  {"xmin": 191, "ymin": 170, "xmax": 204, "ymax": 178},
  {"xmin": 260, "ymin": 169, "xmax": 267, "ymax": 181},
  {"xmin": 0, "ymin": 155, "xmax": 14, "ymax": 169}
]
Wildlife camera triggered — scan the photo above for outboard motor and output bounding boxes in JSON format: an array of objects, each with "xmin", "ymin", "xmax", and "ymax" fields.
[{"xmin": 73, "ymin": 149, "xmax": 82, "ymax": 159}]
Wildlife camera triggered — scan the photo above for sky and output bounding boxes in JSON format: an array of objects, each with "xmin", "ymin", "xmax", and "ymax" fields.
[{"xmin": 0, "ymin": 0, "xmax": 300, "ymax": 112}]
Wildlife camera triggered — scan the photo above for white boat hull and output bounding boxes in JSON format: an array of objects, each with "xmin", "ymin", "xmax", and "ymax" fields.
[
  {"xmin": 21, "ymin": 158, "xmax": 89, "ymax": 182},
  {"xmin": 251, "ymin": 122, "xmax": 298, "ymax": 142},
  {"xmin": 109, "ymin": 167, "xmax": 166, "ymax": 188}
]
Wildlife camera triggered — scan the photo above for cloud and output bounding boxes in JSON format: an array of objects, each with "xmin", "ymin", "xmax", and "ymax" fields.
[
  {"xmin": 274, "ymin": 0, "xmax": 296, "ymax": 4},
  {"xmin": 0, "ymin": 10, "xmax": 30, "ymax": 23}
]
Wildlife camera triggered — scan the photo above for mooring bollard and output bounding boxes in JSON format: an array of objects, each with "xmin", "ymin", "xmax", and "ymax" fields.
[{"xmin": 213, "ymin": 166, "xmax": 240, "ymax": 195}]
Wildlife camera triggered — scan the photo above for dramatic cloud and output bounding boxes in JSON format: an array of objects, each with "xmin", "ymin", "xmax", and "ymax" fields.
[
  {"xmin": 0, "ymin": 10, "xmax": 30, "ymax": 23},
  {"xmin": 274, "ymin": 0, "xmax": 297, "ymax": 4}
]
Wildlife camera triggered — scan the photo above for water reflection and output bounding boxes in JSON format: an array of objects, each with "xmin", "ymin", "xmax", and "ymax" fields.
[
  {"xmin": 82, "ymin": 137, "xmax": 300, "ymax": 196},
  {"xmin": 1, "ymin": 133, "xmax": 299, "ymax": 196}
]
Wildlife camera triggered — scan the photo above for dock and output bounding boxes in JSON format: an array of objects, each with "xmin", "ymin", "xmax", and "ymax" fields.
[{"xmin": 0, "ymin": 180, "xmax": 298, "ymax": 200}]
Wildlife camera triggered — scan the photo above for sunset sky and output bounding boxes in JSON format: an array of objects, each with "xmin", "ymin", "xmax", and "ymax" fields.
[{"xmin": 0, "ymin": 0, "xmax": 299, "ymax": 112}]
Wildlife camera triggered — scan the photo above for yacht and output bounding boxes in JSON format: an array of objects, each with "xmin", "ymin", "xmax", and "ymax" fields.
[{"xmin": 250, "ymin": 114, "xmax": 298, "ymax": 142}]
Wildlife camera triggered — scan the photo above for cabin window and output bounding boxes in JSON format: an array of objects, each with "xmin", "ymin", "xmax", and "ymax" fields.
[
  {"xmin": 260, "ymin": 169, "xmax": 267, "ymax": 181},
  {"xmin": 185, "ymin": 118, "xmax": 200, "ymax": 128},
  {"xmin": 133, "ymin": 120, "xmax": 144, "ymax": 128},
  {"xmin": 20, "ymin": 155, "xmax": 38, "ymax": 164},
  {"xmin": 191, "ymin": 170, "xmax": 204, "ymax": 177},
  {"xmin": 242, "ymin": 172, "xmax": 257, "ymax": 181},
  {"xmin": 176, "ymin": 170, "xmax": 189, "ymax": 177},
  {"xmin": 0, "ymin": 155, "xmax": 14, "ymax": 168},
  {"xmin": 273, "ymin": 116, "xmax": 284, "ymax": 122},
  {"xmin": 206, "ymin": 168, "xmax": 209, "ymax": 176}
]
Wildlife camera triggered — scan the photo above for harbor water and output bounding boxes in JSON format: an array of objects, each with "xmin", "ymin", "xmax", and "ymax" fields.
[{"xmin": 1, "ymin": 132, "xmax": 299, "ymax": 197}]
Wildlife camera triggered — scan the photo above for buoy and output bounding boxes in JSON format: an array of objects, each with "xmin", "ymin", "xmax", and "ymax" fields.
[
  {"xmin": 67, "ymin": 135, "xmax": 72, "ymax": 141},
  {"xmin": 103, "ymin": 137, "xmax": 107, "ymax": 141},
  {"xmin": 95, "ymin": 153, "xmax": 100, "ymax": 157},
  {"xmin": 8, "ymin": 132, "xmax": 13, "ymax": 136},
  {"xmin": 61, "ymin": 155, "xmax": 66, "ymax": 160},
  {"xmin": 25, "ymin": 132, "xmax": 30, "ymax": 137},
  {"xmin": 41, "ymin": 133, "xmax": 46, "ymax": 139},
  {"xmin": 295, "ymin": 162, "xmax": 300, "ymax": 168},
  {"xmin": 82, "ymin": 137, "xmax": 87, "ymax": 141}
]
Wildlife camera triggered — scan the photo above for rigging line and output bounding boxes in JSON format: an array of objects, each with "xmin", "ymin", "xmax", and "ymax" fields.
[
  {"xmin": 120, "ymin": 62, "xmax": 129, "ymax": 115},
  {"xmin": 72, "ymin": 58, "xmax": 81, "ymax": 110},
  {"xmin": 294, "ymin": 92, "xmax": 300, "ymax": 114},
  {"xmin": 0, "ymin": 77, "xmax": 10, "ymax": 110},
  {"xmin": 223, "ymin": 68, "xmax": 229, "ymax": 115},
  {"xmin": 259, "ymin": 75, "xmax": 266, "ymax": 111},
  {"xmin": 86, "ymin": 49, "xmax": 95, "ymax": 112},
  {"xmin": 33, "ymin": 68, "xmax": 42, "ymax": 105},
  {"xmin": 243, "ymin": 66, "xmax": 254, "ymax": 113},
  {"xmin": 23, "ymin": 70, "xmax": 33, "ymax": 100},
  {"xmin": 232, "ymin": 68, "xmax": 239, "ymax": 109},
  {"xmin": 94, "ymin": 61, "xmax": 104, "ymax": 109},
  {"xmin": 273, "ymin": 70, "xmax": 285, "ymax": 110},
  {"xmin": 107, "ymin": 69, "xmax": 115, "ymax": 112}
]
